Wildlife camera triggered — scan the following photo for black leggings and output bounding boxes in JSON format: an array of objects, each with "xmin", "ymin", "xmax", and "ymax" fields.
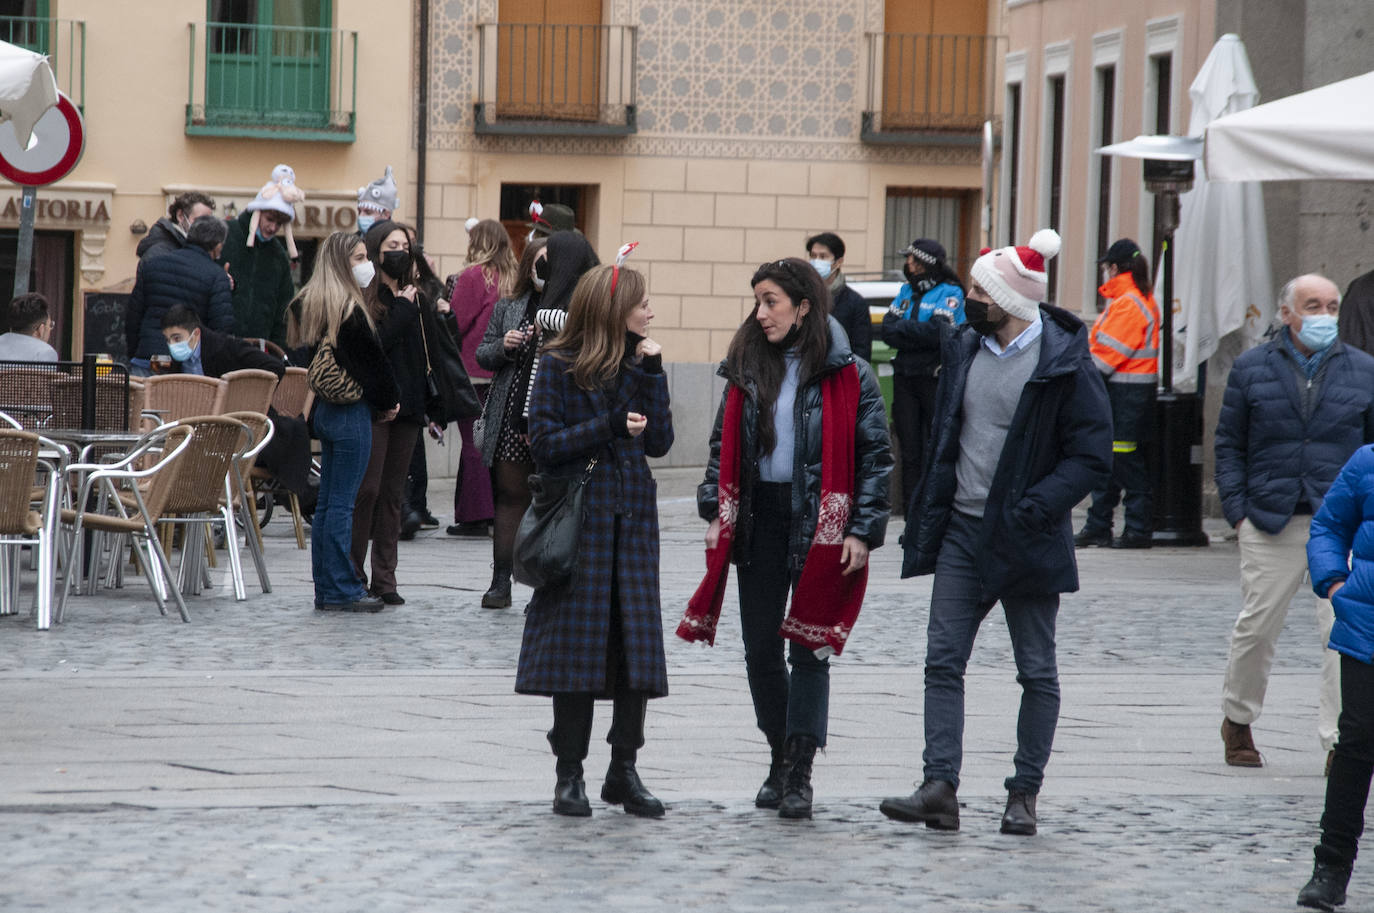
[{"xmin": 491, "ymin": 459, "xmax": 533, "ymax": 570}]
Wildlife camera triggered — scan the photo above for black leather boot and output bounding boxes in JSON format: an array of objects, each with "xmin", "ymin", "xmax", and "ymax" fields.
[
  {"xmin": 879, "ymin": 778, "xmax": 960, "ymax": 830},
  {"xmin": 778, "ymin": 734, "xmax": 818, "ymax": 820},
  {"xmin": 1298, "ymin": 861, "xmax": 1352, "ymax": 911},
  {"xmin": 1000, "ymin": 790, "xmax": 1038, "ymax": 835},
  {"xmin": 553, "ymin": 760, "xmax": 591, "ymax": 817},
  {"xmin": 754, "ymin": 735, "xmax": 788, "ymax": 809},
  {"xmin": 481, "ymin": 564, "xmax": 512, "ymax": 609},
  {"xmin": 601, "ymin": 758, "xmax": 665, "ymax": 818}
]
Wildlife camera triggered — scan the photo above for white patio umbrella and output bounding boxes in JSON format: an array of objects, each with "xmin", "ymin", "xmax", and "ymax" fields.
[
  {"xmin": 1172, "ymin": 34, "xmax": 1273, "ymax": 393},
  {"xmin": 1205, "ymin": 69, "xmax": 1374, "ymax": 182},
  {"xmin": 0, "ymin": 39, "xmax": 56, "ymax": 152}
]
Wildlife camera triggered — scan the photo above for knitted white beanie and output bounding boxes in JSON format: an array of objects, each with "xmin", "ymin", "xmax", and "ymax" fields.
[{"xmin": 970, "ymin": 229, "xmax": 1062, "ymax": 321}]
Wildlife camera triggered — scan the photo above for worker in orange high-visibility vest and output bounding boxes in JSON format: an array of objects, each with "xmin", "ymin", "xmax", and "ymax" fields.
[{"xmin": 1075, "ymin": 238, "xmax": 1161, "ymax": 549}]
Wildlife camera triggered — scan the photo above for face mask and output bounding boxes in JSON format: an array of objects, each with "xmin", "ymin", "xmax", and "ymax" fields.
[
  {"xmin": 532, "ymin": 256, "xmax": 549, "ymax": 290},
  {"xmin": 357, "ymin": 214, "xmax": 375, "ymax": 235},
  {"xmin": 168, "ymin": 339, "xmax": 195, "ymax": 362},
  {"xmin": 963, "ymin": 296, "xmax": 1007, "ymax": 338},
  {"xmin": 1298, "ymin": 313, "xmax": 1338, "ymax": 351},
  {"xmin": 352, "ymin": 260, "xmax": 376, "ymax": 288},
  {"xmin": 380, "ymin": 249, "xmax": 411, "ymax": 281},
  {"xmin": 810, "ymin": 258, "xmax": 832, "ymax": 280}
]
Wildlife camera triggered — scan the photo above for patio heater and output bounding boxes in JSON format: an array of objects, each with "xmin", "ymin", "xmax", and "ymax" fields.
[{"xmin": 1096, "ymin": 135, "xmax": 1209, "ymax": 547}]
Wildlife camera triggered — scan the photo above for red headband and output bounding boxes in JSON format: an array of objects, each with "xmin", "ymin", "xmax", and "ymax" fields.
[{"xmin": 611, "ymin": 240, "xmax": 639, "ymax": 294}]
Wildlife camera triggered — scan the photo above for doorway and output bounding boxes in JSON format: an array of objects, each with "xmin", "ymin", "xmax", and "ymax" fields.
[{"xmin": 0, "ymin": 229, "xmax": 74, "ymax": 356}]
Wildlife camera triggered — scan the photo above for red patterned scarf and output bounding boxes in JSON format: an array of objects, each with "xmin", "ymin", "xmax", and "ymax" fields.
[{"xmin": 677, "ymin": 362, "xmax": 867, "ymax": 657}]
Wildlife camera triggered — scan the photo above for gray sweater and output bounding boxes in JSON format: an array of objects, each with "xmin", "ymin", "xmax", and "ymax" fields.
[{"xmin": 953, "ymin": 334, "xmax": 1043, "ymax": 517}]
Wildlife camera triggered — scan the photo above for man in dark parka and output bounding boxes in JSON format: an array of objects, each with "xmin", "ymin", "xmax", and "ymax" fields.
[{"xmin": 879, "ymin": 230, "xmax": 1111, "ymax": 837}]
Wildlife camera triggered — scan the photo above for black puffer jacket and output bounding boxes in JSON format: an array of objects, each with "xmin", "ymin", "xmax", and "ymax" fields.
[
  {"xmin": 698, "ymin": 316, "xmax": 893, "ymax": 571},
  {"xmin": 902, "ymin": 304, "xmax": 1112, "ymax": 596},
  {"xmin": 135, "ymin": 217, "xmax": 188, "ymax": 260},
  {"xmin": 125, "ymin": 245, "xmax": 236, "ymax": 360}
]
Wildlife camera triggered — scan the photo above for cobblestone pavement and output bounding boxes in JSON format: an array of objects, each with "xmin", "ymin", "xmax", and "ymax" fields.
[{"xmin": 0, "ymin": 472, "xmax": 1345, "ymax": 911}]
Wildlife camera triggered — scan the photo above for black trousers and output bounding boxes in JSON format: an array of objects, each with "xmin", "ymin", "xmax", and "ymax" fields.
[
  {"xmin": 1316, "ymin": 654, "xmax": 1374, "ymax": 868},
  {"xmin": 547, "ymin": 527, "xmax": 648, "ymax": 764},
  {"xmin": 1084, "ymin": 383, "xmax": 1156, "ymax": 537},
  {"xmin": 892, "ymin": 373, "xmax": 939, "ymax": 517},
  {"xmin": 403, "ymin": 434, "xmax": 429, "ymax": 516}
]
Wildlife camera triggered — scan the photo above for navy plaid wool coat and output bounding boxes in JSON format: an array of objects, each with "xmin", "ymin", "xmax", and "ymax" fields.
[{"xmin": 515, "ymin": 349, "xmax": 674, "ymax": 697}]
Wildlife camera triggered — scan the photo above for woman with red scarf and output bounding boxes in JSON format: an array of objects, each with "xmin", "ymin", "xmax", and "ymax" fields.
[{"xmin": 681, "ymin": 258, "xmax": 893, "ymax": 819}]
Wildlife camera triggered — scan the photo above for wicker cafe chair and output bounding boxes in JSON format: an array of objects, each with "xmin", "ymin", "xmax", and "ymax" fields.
[
  {"xmin": 156, "ymin": 415, "xmax": 252, "ymax": 601},
  {"xmin": 0, "ymin": 429, "xmax": 60, "ymax": 629},
  {"xmin": 142, "ymin": 374, "xmax": 227, "ymax": 422},
  {"xmin": 219, "ymin": 369, "xmax": 279, "ymax": 416},
  {"xmin": 0, "ymin": 366, "xmax": 55, "ymax": 429},
  {"xmin": 270, "ymin": 366, "xmax": 310, "ymax": 418},
  {"xmin": 221, "ymin": 410, "xmax": 273, "ymax": 594},
  {"xmin": 56, "ymin": 424, "xmax": 195, "ymax": 623},
  {"xmin": 50, "ymin": 373, "xmax": 132, "ymax": 432}
]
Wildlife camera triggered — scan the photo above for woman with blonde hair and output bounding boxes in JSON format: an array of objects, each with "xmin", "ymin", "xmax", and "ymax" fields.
[
  {"xmin": 517, "ymin": 258, "xmax": 674, "ymax": 818},
  {"xmin": 447, "ymin": 219, "xmax": 517, "ymax": 537},
  {"xmin": 293, "ymin": 230, "xmax": 399, "ymax": 612}
]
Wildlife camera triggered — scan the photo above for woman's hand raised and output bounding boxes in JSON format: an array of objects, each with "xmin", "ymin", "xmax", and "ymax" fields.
[{"xmin": 636, "ymin": 337, "xmax": 662, "ymax": 360}]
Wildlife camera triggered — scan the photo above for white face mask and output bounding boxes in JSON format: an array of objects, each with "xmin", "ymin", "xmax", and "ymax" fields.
[
  {"xmin": 810, "ymin": 258, "xmax": 833, "ymax": 280},
  {"xmin": 352, "ymin": 260, "xmax": 376, "ymax": 288}
]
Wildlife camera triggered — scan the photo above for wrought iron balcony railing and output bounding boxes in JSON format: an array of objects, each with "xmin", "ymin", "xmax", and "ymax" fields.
[
  {"xmin": 186, "ymin": 21, "xmax": 356, "ymax": 142},
  {"xmin": 475, "ymin": 22, "xmax": 637, "ymax": 135}
]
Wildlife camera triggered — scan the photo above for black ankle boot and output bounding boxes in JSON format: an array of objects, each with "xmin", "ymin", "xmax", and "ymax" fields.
[
  {"xmin": 754, "ymin": 735, "xmax": 787, "ymax": 809},
  {"xmin": 553, "ymin": 760, "xmax": 591, "ymax": 817},
  {"xmin": 481, "ymin": 564, "xmax": 512, "ymax": 609},
  {"xmin": 601, "ymin": 758, "xmax": 665, "ymax": 818},
  {"xmin": 1298, "ymin": 860, "xmax": 1352, "ymax": 911},
  {"xmin": 778, "ymin": 734, "xmax": 818, "ymax": 820}
]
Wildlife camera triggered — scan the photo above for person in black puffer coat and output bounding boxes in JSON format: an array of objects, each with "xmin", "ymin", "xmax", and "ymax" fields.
[
  {"xmin": 125, "ymin": 215, "xmax": 236, "ymax": 375},
  {"xmin": 136, "ymin": 191, "xmax": 216, "ymax": 261}
]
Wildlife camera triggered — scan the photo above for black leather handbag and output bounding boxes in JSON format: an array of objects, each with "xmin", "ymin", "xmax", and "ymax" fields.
[{"xmin": 512, "ymin": 456, "xmax": 597, "ymax": 589}]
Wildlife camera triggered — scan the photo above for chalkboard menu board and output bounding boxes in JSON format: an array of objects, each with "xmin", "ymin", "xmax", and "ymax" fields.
[{"xmin": 82, "ymin": 290, "xmax": 130, "ymax": 362}]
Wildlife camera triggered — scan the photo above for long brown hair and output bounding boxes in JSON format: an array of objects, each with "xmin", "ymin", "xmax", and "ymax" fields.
[
  {"xmin": 725, "ymin": 257, "xmax": 832, "ymax": 456},
  {"xmin": 465, "ymin": 219, "xmax": 518, "ymax": 298},
  {"xmin": 288, "ymin": 231, "xmax": 373, "ymax": 347},
  {"xmin": 546, "ymin": 264, "xmax": 646, "ymax": 389}
]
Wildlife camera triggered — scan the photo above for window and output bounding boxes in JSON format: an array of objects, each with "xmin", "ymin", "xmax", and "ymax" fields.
[
  {"xmin": 1147, "ymin": 52, "xmax": 1173, "ymax": 265},
  {"xmin": 1004, "ymin": 81, "xmax": 1022, "ymax": 246},
  {"xmin": 1044, "ymin": 74, "xmax": 1066, "ymax": 303},
  {"xmin": 884, "ymin": 188, "xmax": 976, "ymax": 279},
  {"xmin": 0, "ymin": 0, "xmax": 48, "ymax": 53},
  {"xmin": 496, "ymin": 0, "xmax": 602, "ymax": 121},
  {"xmin": 875, "ymin": 0, "xmax": 995, "ymax": 133},
  {"xmin": 192, "ymin": 0, "xmax": 356, "ymax": 139},
  {"xmin": 1093, "ymin": 64, "xmax": 1116, "ymax": 310}
]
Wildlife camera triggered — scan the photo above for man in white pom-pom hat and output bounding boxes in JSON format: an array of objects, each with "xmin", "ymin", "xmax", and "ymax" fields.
[{"xmin": 880, "ymin": 228, "xmax": 1112, "ymax": 837}]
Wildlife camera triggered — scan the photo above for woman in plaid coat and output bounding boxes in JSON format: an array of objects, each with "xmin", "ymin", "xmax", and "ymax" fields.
[{"xmin": 518, "ymin": 262, "xmax": 674, "ymax": 819}]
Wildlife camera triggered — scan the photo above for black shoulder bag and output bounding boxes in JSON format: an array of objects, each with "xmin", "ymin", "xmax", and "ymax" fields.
[{"xmin": 512, "ymin": 455, "xmax": 598, "ymax": 590}]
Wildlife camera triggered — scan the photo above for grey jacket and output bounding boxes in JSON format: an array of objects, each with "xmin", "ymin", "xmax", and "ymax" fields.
[{"xmin": 474, "ymin": 291, "xmax": 533, "ymax": 467}]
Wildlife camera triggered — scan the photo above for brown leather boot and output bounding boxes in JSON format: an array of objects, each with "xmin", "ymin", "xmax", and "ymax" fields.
[{"xmin": 1221, "ymin": 718, "xmax": 1263, "ymax": 767}]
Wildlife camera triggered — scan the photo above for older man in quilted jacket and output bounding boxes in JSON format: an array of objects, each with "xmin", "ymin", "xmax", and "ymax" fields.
[{"xmin": 1216, "ymin": 273, "xmax": 1374, "ymax": 771}]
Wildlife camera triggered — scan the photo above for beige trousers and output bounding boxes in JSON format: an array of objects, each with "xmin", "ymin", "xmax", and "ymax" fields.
[{"xmin": 1222, "ymin": 517, "xmax": 1341, "ymax": 750}]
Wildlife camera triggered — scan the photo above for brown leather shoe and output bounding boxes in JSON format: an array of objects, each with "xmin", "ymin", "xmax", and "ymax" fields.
[{"xmin": 1221, "ymin": 718, "xmax": 1263, "ymax": 767}]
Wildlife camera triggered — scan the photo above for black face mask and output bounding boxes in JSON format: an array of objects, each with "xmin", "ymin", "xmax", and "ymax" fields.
[
  {"xmin": 533, "ymin": 257, "xmax": 550, "ymax": 282},
  {"xmin": 964, "ymin": 296, "xmax": 1008, "ymax": 338},
  {"xmin": 380, "ymin": 249, "xmax": 411, "ymax": 281}
]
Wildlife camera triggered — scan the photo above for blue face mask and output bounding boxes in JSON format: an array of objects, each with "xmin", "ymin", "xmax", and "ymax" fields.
[
  {"xmin": 357, "ymin": 214, "xmax": 375, "ymax": 235},
  {"xmin": 809, "ymin": 258, "xmax": 833, "ymax": 280},
  {"xmin": 168, "ymin": 339, "xmax": 195, "ymax": 362},
  {"xmin": 1298, "ymin": 313, "xmax": 1338, "ymax": 351}
]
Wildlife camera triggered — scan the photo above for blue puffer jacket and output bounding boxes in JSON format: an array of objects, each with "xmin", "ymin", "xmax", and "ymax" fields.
[
  {"xmin": 1308, "ymin": 445, "xmax": 1374, "ymax": 663},
  {"xmin": 125, "ymin": 245, "xmax": 236, "ymax": 360},
  {"xmin": 1215, "ymin": 334, "xmax": 1374, "ymax": 535},
  {"xmin": 901, "ymin": 304, "xmax": 1112, "ymax": 596}
]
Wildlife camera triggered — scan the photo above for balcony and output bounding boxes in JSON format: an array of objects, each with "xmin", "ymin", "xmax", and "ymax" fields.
[
  {"xmin": 861, "ymin": 33, "xmax": 1004, "ymax": 145},
  {"xmin": 185, "ymin": 22, "xmax": 356, "ymax": 142},
  {"xmin": 474, "ymin": 23, "xmax": 636, "ymax": 136},
  {"xmin": 0, "ymin": 16, "xmax": 85, "ymax": 109}
]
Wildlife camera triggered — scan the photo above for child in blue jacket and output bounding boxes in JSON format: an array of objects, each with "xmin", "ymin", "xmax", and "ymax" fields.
[{"xmin": 1302, "ymin": 444, "xmax": 1374, "ymax": 910}]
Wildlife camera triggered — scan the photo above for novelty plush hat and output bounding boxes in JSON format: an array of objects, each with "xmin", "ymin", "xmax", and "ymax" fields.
[
  {"xmin": 357, "ymin": 166, "xmax": 399, "ymax": 216},
  {"xmin": 969, "ymin": 229, "xmax": 1062, "ymax": 322},
  {"xmin": 528, "ymin": 200, "xmax": 576, "ymax": 237},
  {"xmin": 245, "ymin": 163, "xmax": 305, "ymax": 258}
]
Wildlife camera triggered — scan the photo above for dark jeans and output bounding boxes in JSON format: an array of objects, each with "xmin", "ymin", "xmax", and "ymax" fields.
[
  {"xmin": 892, "ymin": 373, "xmax": 939, "ymax": 517},
  {"xmin": 548, "ymin": 544, "xmax": 648, "ymax": 763},
  {"xmin": 923, "ymin": 511, "xmax": 1061, "ymax": 794},
  {"xmin": 311, "ymin": 401, "xmax": 372, "ymax": 605},
  {"xmin": 736, "ymin": 481, "xmax": 830, "ymax": 747},
  {"xmin": 351, "ymin": 419, "xmax": 420, "ymax": 595},
  {"xmin": 1085, "ymin": 384, "xmax": 1155, "ymax": 537},
  {"xmin": 1316, "ymin": 654, "xmax": 1374, "ymax": 868}
]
